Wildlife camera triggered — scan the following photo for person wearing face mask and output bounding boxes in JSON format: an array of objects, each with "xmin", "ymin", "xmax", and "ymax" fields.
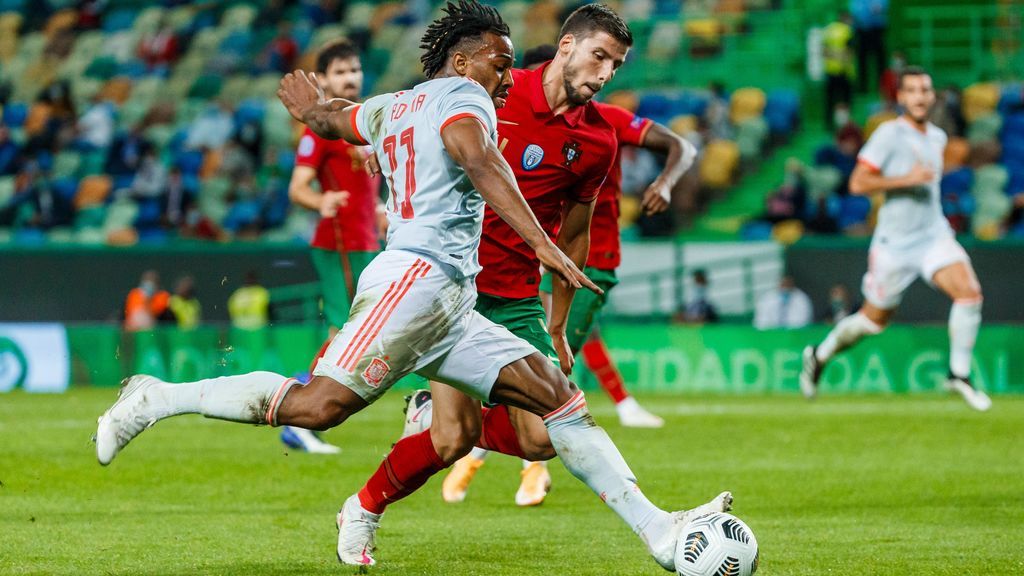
[
  {"xmin": 124, "ymin": 270, "xmax": 171, "ymax": 332},
  {"xmin": 682, "ymin": 269, "xmax": 718, "ymax": 323},
  {"xmin": 754, "ymin": 275, "xmax": 813, "ymax": 330}
]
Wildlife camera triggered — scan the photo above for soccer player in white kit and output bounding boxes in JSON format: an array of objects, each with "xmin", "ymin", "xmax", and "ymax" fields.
[
  {"xmin": 800, "ymin": 66, "xmax": 991, "ymax": 411},
  {"xmin": 94, "ymin": 1, "xmax": 731, "ymax": 571}
]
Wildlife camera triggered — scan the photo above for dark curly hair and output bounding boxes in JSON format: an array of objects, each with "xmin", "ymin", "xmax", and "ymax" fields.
[{"xmin": 420, "ymin": 0, "xmax": 510, "ymax": 79}]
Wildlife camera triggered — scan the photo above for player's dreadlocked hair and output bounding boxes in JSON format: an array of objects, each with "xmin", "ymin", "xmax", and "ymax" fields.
[{"xmin": 419, "ymin": 0, "xmax": 510, "ymax": 79}]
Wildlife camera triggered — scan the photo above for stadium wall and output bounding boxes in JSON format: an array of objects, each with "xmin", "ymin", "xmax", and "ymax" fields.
[
  {"xmin": 786, "ymin": 239, "xmax": 1024, "ymax": 322},
  {"xmin": 4, "ymin": 323, "xmax": 1017, "ymax": 395}
]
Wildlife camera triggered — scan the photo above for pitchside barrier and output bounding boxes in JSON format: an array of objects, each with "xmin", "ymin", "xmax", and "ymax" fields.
[{"xmin": 2, "ymin": 323, "xmax": 1020, "ymax": 395}]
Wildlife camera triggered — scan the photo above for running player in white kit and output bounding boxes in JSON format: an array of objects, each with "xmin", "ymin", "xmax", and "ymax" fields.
[
  {"xmin": 800, "ymin": 66, "xmax": 991, "ymax": 411},
  {"xmin": 93, "ymin": 2, "xmax": 731, "ymax": 571}
]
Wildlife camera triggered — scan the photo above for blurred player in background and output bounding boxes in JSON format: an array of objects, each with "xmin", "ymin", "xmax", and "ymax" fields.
[
  {"xmin": 284, "ymin": 39, "xmax": 383, "ymax": 453},
  {"xmin": 800, "ymin": 66, "xmax": 991, "ymax": 411},
  {"xmin": 95, "ymin": 3, "xmax": 731, "ymax": 571},
  {"xmin": 440, "ymin": 43, "xmax": 698, "ymax": 507}
]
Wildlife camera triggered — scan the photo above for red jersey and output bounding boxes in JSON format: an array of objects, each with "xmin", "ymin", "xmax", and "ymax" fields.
[
  {"xmin": 589, "ymin": 103, "xmax": 652, "ymax": 270},
  {"xmin": 475, "ymin": 64, "xmax": 617, "ymax": 299},
  {"xmin": 294, "ymin": 127, "xmax": 380, "ymax": 252}
]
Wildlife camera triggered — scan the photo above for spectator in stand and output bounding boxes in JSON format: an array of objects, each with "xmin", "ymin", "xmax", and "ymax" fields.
[
  {"xmin": 705, "ymin": 81, "xmax": 732, "ymax": 141},
  {"xmin": 762, "ymin": 158, "xmax": 807, "ymax": 223},
  {"xmin": 849, "ymin": 0, "xmax": 888, "ymax": 93},
  {"xmin": 105, "ymin": 125, "xmax": 151, "ymax": 178},
  {"xmin": 228, "ymin": 271, "xmax": 271, "ymax": 330},
  {"xmin": 678, "ymin": 269, "xmax": 719, "ymax": 323},
  {"xmin": 163, "ymin": 166, "xmax": 193, "ymax": 228},
  {"xmin": 185, "ymin": 101, "xmax": 233, "ymax": 150},
  {"xmin": 255, "ymin": 0, "xmax": 289, "ymax": 28},
  {"xmin": 124, "ymin": 270, "xmax": 172, "ymax": 332},
  {"xmin": 806, "ymin": 196, "xmax": 840, "ymax": 234},
  {"xmin": 1, "ymin": 159, "xmax": 69, "ymax": 229},
  {"xmin": 815, "ymin": 113, "xmax": 863, "ymax": 195},
  {"xmin": 823, "ymin": 11, "xmax": 855, "ymax": 129},
  {"xmin": 76, "ymin": 96, "xmax": 115, "ymax": 151},
  {"xmin": 0, "ymin": 125, "xmax": 20, "ymax": 176},
  {"xmin": 754, "ymin": 275, "xmax": 813, "ymax": 330},
  {"xmin": 137, "ymin": 16, "xmax": 180, "ymax": 72},
  {"xmin": 263, "ymin": 22, "xmax": 299, "ymax": 74},
  {"xmin": 24, "ymin": 81, "xmax": 76, "ymax": 155},
  {"xmin": 168, "ymin": 275, "xmax": 201, "ymax": 330},
  {"xmin": 878, "ymin": 50, "xmax": 905, "ymax": 105},
  {"xmin": 824, "ymin": 284, "xmax": 854, "ymax": 324},
  {"xmin": 931, "ymin": 84, "xmax": 966, "ymax": 138},
  {"xmin": 127, "ymin": 150, "xmax": 168, "ymax": 201},
  {"xmin": 76, "ymin": 0, "xmax": 104, "ymax": 30}
]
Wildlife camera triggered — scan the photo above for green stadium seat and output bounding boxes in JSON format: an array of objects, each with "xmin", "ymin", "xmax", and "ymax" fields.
[
  {"xmin": 47, "ymin": 227, "xmax": 75, "ymax": 243},
  {"xmin": 309, "ymin": 25, "xmax": 350, "ymax": 51},
  {"xmin": 74, "ymin": 205, "xmax": 107, "ymax": 230},
  {"xmin": 74, "ymin": 226, "xmax": 107, "ymax": 244},
  {"xmin": 103, "ymin": 197, "xmax": 139, "ymax": 231},
  {"xmin": 967, "ymin": 113, "xmax": 1003, "ymax": 145},
  {"xmin": 132, "ymin": 6, "xmax": 165, "ymax": 36},
  {"xmin": 343, "ymin": 2, "xmax": 375, "ymax": 29},
  {"xmin": 0, "ymin": 175, "xmax": 15, "ymax": 206},
  {"xmin": 188, "ymin": 74, "xmax": 223, "ymax": 99},
  {"xmin": 221, "ymin": 4, "xmax": 257, "ymax": 31},
  {"xmin": 79, "ymin": 151, "xmax": 107, "ymax": 177},
  {"xmin": 52, "ymin": 151, "xmax": 82, "ymax": 179},
  {"xmin": 144, "ymin": 124, "xmax": 176, "ymax": 150},
  {"xmin": 735, "ymin": 117, "xmax": 768, "ymax": 160}
]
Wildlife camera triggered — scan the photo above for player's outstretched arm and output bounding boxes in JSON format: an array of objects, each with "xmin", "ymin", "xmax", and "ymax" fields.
[
  {"xmin": 548, "ymin": 198, "xmax": 595, "ymax": 374},
  {"xmin": 441, "ymin": 117, "xmax": 602, "ymax": 296},
  {"xmin": 640, "ymin": 123, "xmax": 697, "ymax": 214},
  {"xmin": 277, "ymin": 70, "xmax": 362, "ymax": 144},
  {"xmin": 848, "ymin": 161, "xmax": 934, "ymax": 195}
]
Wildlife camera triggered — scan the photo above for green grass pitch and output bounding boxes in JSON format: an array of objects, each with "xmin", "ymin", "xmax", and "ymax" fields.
[{"xmin": 2, "ymin": 388, "xmax": 1022, "ymax": 575}]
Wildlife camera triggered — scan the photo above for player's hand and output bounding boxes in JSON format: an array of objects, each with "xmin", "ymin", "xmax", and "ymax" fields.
[
  {"xmin": 365, "ymin": 153, "xmax": 381, "ymax": 176},
  {"xmin": 278, "ymin": 70, "xmax": 324, "ymax": 124},
  {"xmin": 320, "ymin": 190, "xmax": 349, "ymax": 218},
  {"xmin": 906, "ymin": 162, "xmax": 935, "ymax": 187},
  {"xmin": 641, "ymin": 178, "xmax": 672, "ymax": 215},
  {"xmin": 550, "ymin": 329, "xmax": 574, "ymax": 376},
  {"xmin": 535, "ymin": 241, "xmax": 603, "ymax": 295}
]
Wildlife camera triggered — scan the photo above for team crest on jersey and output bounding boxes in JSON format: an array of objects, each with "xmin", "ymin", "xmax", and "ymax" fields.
[
  {"xmin": 630, "ymin": 116, "xmax": 646, "ymax": 129},
  {"xmin": 362, "ymin": 357, "xmax": 390, "ymax": 388},
  {"xmin": 522, "ymin": 144, "xmax": 544, "ymax": 171},
  {"xmin": 561, "ymin": 140, "xmax": 582, "ymax": 167}
]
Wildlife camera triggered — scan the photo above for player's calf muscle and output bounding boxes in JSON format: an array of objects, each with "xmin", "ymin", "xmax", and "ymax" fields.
[
  {"xmin": 491, "ymin": 353, "xmax": 579, "ymax": 416},
  {"xmin": 277, "ymin": 376, "xmax": 365, "ymax": 430}
]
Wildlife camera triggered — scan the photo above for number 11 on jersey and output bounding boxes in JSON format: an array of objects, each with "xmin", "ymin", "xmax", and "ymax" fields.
[{"xmin": 382, "ymin": 127, "xmax": 417, "ymax": 219}]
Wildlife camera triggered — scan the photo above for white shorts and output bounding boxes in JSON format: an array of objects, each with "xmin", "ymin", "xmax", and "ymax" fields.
[
  {"xmin": 861, "ymin": 234, "xmax": 970, "ymax": 310},
  {"xmin": 312, "ymin": 250, "xmax": 537, "ymax": 403}
]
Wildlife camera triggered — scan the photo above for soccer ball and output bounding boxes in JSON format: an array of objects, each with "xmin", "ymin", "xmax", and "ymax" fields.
[{"xmin": 675, "ymin": 512, "xmax": 759, "ymax": 576}]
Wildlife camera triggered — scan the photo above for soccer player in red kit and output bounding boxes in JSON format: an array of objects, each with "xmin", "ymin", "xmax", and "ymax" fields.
[
  {"xmin": 285, "ymin": 39, "xmax": 382, "ymax": 454},
  {"xmin": 439, "ymin": 44, "xmax": 698, "ymax": 505}
]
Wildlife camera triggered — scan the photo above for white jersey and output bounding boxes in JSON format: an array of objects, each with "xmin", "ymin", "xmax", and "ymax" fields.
[
  {"xmin": 353, "ymin": 76, "xmax": 498, "ymax": 279},
  {"xmin": 857, "ymin": 117, "xmax": 951, "ymax": 248}
]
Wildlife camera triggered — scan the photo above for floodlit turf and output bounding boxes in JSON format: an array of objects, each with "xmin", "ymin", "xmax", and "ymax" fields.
[{"xmin": 1, "ymin": 388, "xmax": 1022, "ymax": 575}]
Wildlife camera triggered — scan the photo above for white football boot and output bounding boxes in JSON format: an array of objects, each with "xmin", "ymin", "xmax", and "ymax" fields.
[
  {"xmin": 336, "ymin": 494, "xmax": 382, "ymax": 567},
  {"xmin": 400, "ymin": 389, "xmax": 433, "ymax": 440},
  {"xmin": 280, "ymin": 426, "xmax": 341, "ymax": 454},
  {"xmin": 649, "ymin": 491, "xmax": 734, "ymax": 571},
  {"xmin": 616, "ymin": 397, "xmax": 665, "ymax": 428},
  {"xmin": 95, "ymin": 375, "xmax": 167, "ymax": 466},
  {"xmin": 799, "ymin": 345, "xmax": 823, "ymax": 400},
  {"xmin": 945, "ymin": 375, "xmax": 992, "ymax": 412}
]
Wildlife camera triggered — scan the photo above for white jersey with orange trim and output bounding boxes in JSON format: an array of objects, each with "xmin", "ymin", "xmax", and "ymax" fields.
[
  {"xmin": 857, "ymin": 117, "xmax": 951, "ymax": 249},
  {"xmin": 352, "ymin": 76, "xmax": 499, "ymax": 279}
]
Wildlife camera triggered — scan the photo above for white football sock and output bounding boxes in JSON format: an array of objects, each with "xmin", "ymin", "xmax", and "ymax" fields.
[
  {"xmin": 543, "ymin": 392, "xmax": 671, "ymax": 548},
  {"xmin": 816, "ymin": 312, "xmax": 883, "ymax": 363},
  {"xmin": 157, "ymin": 371, "xmax": 297, "ymax": 424},
  {"xmin": 468, "ymin": 446, "xmax": 490, "ymax": 461},
  {"xmin": 949, "ymin": 298, "xmax": 982, "ymax": 379},
  {"xmin": 522, "ymin": 459, "xmax": 547, "ymax": 469}
]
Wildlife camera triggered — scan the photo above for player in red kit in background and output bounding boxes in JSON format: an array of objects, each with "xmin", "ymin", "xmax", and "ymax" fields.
[{"xmin": 285, "ymin": 39, "xmax": 383, "ymax": 454}]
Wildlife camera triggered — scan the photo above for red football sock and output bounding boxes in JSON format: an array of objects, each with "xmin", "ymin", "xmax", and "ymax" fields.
[
  {"xmin": 357, "ymin": 430, "xmax": 445, "ymax": 514},
  {"xmin": 581, "ymin": 335, "xmax": 629, "ymax": 404},
  {"xmin": 308, "ymin": 336, "xmax": 332, "ymax": 374},
  {"xmin": 476, "ymin": 404, "xmax": 526, "ymax": 459}
]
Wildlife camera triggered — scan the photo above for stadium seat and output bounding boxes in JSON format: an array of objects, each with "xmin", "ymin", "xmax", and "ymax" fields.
[
  {"xmin": 175, "ymin": 150, "xmax": 205, "ymax": 176},
  {"xmin": 962, "ymin": 83, "xmax": 1001, "ymax": 124},
  {"xmin": 636, "ymin": 93, "xmax": 674, "ymax": 125},
  {"xmin": 943, "ymin": 137, "xmax": 971, "ymax": 171},
  {"xmin": 103, "ymin": 9, "xmax": 136, "ymax": 33},
  {"xmin": 74, "ymin": 175, "xmax": 113, "ymax": 209},
  {"xmin": 764, "ymin": 89, "xmax": 800, "ymax": 136},
  {"xmin": 729, "ymin": 87, "xmax": 766, "ymax": 124},
  {"xmin": 838, "ymin": 195, "xmax": 871, "ymax": 230},
  {"xmin": 2, "ymin": 101, "xmax": 27, "ymax": 127},
  {"xmin": 941, "ymin": 168, "xmax": 974, "ymax": 197},
  {"xmin": 967, "ymin": 113, "xmax": 1003, "ymax": 145},
  {"xmin": 135, "ymin": 198, "xmax": 163, "ymax": 228},
  {"xmin": 735, "ymin": 117, "xmax": 768, "ymax": 160},
  {"xmin": 699, "ymin": 140, "xmax": 740, "ymax": 188},
  {"xmin": 0, "ymin": 175, "xmax": 14, "ymax": 206},
  {"xmin": 52, "ymin": 152, "xmax": 82, "ymax": 179}
]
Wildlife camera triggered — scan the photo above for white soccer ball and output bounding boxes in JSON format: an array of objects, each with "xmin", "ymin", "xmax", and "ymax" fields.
[{"xmin": 675, "ymin": 512, "xmax": 759, "ymax": 576}]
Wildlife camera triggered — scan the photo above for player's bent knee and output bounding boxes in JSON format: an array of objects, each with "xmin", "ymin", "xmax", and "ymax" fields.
[{"xmin": 429, "ymin": 419, "xmax": 480, "ymax": 464}]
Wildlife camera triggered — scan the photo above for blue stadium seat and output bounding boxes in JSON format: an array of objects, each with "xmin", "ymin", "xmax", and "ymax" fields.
[
  {"xmin": 14, "ymin": 228, "xmax": 46, "ymax": 244},
  {"xmin": 103, "ymin": 9, "xmax": 137, "ymax": 33},
  {"xmin": 135, "ymin": 198, "xmax": 163, "ymax": 228},
  {"xmin": 2, "ymin": 102, "xmax": 28, "ymax": 128},
  {"xmin": 997, "ymin": 86, "xmax": 1023, "ymax": 114},
  {"xmin": 0, "ymin": 0, "xmax": 26, "ymax": 10},
  {"xmin": 277, "ymin": 151, "xmax": 296, "ymax": 170},
  {"xmin": 740, "ymin": 221, "xmax": 773, "ymax": 241},
  {"xmin": 941, "ymin": 168, "xmax": 974, "ymax": 197},
  {"xmin": 220, "ymin": 31, "xmax": 253, "ymax": 56},
  {"xmin": 175, "ymin": 150, "xmax": 204, "ymax": 175},
  {"xmin": 137, "ymin": 227, "xmax": 169, "ymax": 244},
  {"xmin": 53, "ymin": 178, "xmax": 78, "ymax": 202},
  {"xmin": 674, "ymin": 93, "xmax": 708, "ymax": 118},
  {"xmin": 1002, "ymin": 112, "xmax": 1024, "ymax": 139},
  {"xmin": 636, "ymin": 93, "xmax": 674, "ymax": 125},
  {"xmin": 118, "ymin": 60, "xmax": 148, "ymax": 79},
  {"xmin": 765, "ymin": 89, "xmax": 800, "ymax": 135},
  {"xmin": 235, "ymin": 99, "xmax": 266, "ymax": 125},
  {"xmin": 838, "ymin": 196, "xmax": 871, "ymax": 229}
]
